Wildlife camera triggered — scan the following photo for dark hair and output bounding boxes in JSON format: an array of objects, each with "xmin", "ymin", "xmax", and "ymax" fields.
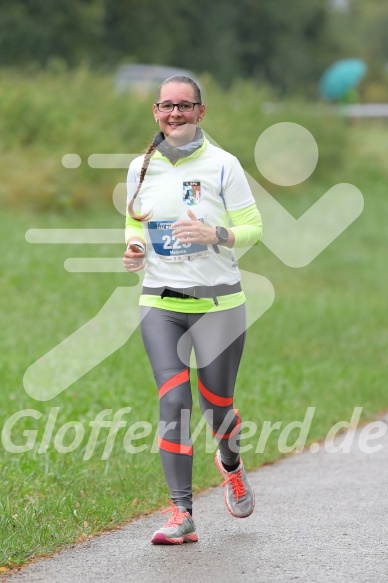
[{"xmin": 127, "ymin": 76, "xmax": 202, "ymax": 222}]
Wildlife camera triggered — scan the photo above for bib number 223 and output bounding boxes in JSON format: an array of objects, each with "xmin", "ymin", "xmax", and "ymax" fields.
[{"xmin": 148, "ymin": 220, "xmax": 209, "ymax": 262}]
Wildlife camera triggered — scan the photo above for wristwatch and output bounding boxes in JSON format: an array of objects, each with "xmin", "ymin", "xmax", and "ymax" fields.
[{"xmin": 215, "ymin": 226, "xmax": 229, "ymax": 245}]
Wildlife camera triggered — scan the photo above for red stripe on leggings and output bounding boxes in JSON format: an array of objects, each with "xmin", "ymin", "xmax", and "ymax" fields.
[
  {"xmin": 198, "ymin": 378, "xmax": 233, "ymax": 407},
  {"xmin": 158, "ymin": 436, "xmax": 193, "ymax": 456},
  {"xmin": 212, "ymin": 408, "xmax": 241, "ymax": 439},
  {"xmin": 159, "ymin": 369, "xmax": 189, "ymax": 399}
]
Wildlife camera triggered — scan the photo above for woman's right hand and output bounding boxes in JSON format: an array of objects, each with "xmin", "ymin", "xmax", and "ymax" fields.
[{"xmin": 123, "ymin": 239, "xmax": 146, "ymax": 273}]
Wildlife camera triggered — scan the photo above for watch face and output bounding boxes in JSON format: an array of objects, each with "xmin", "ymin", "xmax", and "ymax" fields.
[{"xmin": 216, "ymin": 226, "xmax": 229, "ymax": 243}]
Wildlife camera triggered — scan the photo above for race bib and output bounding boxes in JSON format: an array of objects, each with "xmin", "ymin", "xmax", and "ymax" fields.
[{"xmin": 148, "ymin": 220, "xmax": 209, "ymax": 262}]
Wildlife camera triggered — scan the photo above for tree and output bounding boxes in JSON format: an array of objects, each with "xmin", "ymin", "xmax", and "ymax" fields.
[
  {"xmin": 234, "ymin": 0, "xmax": 333, "ymax": 94},
  {"xmin": 1, "ymin": 0, "xmax": 386, "ymax": 97},
  {"xmin": 0, "ymin": 0, "xmax": 102, "ymax": 67}
]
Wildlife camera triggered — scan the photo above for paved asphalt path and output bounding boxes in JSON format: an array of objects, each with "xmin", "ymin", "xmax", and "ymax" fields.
[{"xmin": 7, "ymin": 417, "xmax": 388, "ymax": 583}]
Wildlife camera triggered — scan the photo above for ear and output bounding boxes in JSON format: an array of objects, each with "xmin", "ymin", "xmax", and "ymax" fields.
[
  {"xmin": 197, "ymin": 103, "xmax": 206, "ymax": 122},
  {"xmin": 152, "ymin": 103, "xmax": 159, "ymax": 123}
]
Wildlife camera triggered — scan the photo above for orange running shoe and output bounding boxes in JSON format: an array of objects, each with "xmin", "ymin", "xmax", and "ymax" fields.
[
  {"xmin": 215, "ymin": 450, "xmax": 255, "ymax": 518},
  {"xmin": 151, "ymin": 501, "xmax": 198, "ymax": 545}
]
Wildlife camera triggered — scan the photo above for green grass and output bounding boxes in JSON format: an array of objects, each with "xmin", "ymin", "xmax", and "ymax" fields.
[
  {"xmin": 0, "ymin": 70, "xmax": 387, "ymax": 567},
  {"xmin": 1, "ymin": 171, "xmax": 387, "ymax": 567}
]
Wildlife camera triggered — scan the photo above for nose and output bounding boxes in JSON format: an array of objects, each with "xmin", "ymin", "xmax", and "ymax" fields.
[{"xmin": 169, "ymin": 104, "xmax": 183, "ymax": 114}]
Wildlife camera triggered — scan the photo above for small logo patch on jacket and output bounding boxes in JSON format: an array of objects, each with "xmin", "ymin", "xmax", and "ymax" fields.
[{"xmin": 183, "ymin": 181, "xmax": 201, "ymax": 205}]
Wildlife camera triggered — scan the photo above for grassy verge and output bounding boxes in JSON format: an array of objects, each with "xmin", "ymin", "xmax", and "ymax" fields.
[
  {"xmin": 1, "ymin": 174, "xmax": 387, "ymax": 567},
  {"xmin": 0, "ymin": 72, "xmax": 387, "ymax": 566}
]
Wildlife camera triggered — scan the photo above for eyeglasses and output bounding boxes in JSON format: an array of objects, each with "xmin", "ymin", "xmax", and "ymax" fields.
[{"xmin": 155, "ymin": 101, "xmax": 201, "ymax": 113}]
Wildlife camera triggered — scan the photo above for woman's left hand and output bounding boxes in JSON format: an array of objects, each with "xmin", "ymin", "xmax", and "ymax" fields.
[{"xmin": 172, "ymin": 209, "xmax": 218, "ymax": 245}]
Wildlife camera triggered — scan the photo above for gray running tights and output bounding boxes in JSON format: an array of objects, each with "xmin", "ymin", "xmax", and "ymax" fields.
[{"xmin": 140, "ymin": 304, "xmax": 246, "ymax": 510}]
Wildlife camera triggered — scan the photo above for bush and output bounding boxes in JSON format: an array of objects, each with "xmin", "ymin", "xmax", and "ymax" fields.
[{"xmin": 0, "ymin": 67, "xmax": 354, "ymax": 212}]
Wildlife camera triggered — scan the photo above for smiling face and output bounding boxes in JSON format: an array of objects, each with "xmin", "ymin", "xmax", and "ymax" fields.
[{"xmin": 153, "ymin": 81, "xmax": 206, "ymax": 146}]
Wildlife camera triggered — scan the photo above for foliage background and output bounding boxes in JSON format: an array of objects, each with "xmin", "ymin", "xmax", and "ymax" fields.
[{"xmin": 0, "ymin": 0, "xmax": 387, "ymax": 97}]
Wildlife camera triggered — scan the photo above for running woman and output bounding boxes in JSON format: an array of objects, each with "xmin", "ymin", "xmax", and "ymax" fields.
[{"xmin": 123, "ymin": 76, "xmax": 262, "ymax": 545}]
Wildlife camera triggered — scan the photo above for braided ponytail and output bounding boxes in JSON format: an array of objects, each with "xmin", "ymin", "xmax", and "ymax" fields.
[{"xmin": 127, "ymin": 139, "xmax": 157, "ymax": 222}]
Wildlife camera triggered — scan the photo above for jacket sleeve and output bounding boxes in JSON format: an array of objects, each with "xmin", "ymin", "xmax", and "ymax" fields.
[
  {"xmin": 125, "ymin": 158, "xmax": 144, "ymax": 244},
  {"xmin": 228, "ymin": 204, "xmax": 262, "ymax": 248},
  {"xmin": 125, "ymin": 213, "xmax": 144, "ymax": 244}
]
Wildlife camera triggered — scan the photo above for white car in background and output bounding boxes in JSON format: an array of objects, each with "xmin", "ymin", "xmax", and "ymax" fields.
[{"xmin": 116, "ymin": 64, "xmax": 199, "ymax": 95}]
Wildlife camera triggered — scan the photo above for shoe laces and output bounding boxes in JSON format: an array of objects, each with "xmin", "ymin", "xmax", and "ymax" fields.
[
  {"xmin": 221, "ymin": 468, "xmax": 246, "ymax": 500},
  {"xmin": 161, "ymin": 501, "xmax": 188, "ymax": 527}
]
